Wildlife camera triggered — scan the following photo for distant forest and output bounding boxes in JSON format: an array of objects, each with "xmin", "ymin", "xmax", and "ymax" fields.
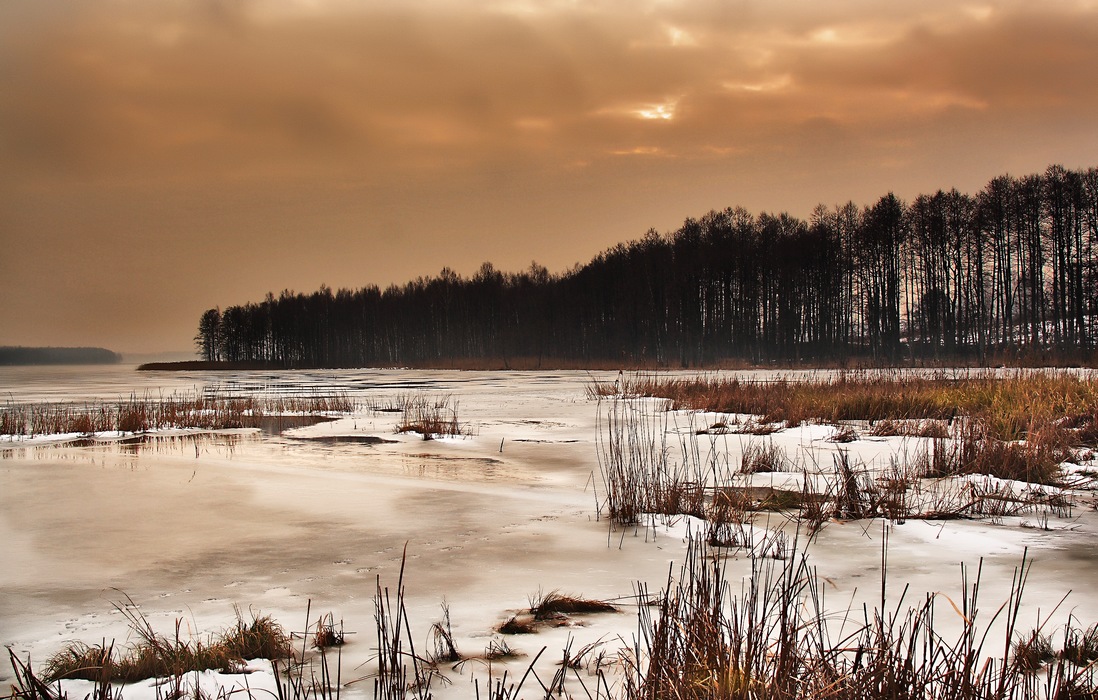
[
  {"xmin": 196, "ymin": 165, "xmax": 1097, "ymax": 368},
  {"xmin": 0, "ymin": 346, "xmax": 122, "ymax": 366}
]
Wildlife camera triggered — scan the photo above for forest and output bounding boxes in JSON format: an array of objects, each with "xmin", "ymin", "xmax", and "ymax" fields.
[
  {"xmin": 195, "ymin": 164, "xmax": 1098, "ymax": 368},
  {"xmin": 0, "ymin": 346, "xmax": 122, "ymax": 366}
]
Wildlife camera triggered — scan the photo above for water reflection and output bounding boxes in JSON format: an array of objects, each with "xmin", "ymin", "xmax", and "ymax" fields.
[
  {"xmin": 0, "ymin": 432, "xmax": 256, "ymax": 461},
  {"xmin": 400, "ymin": 453, "xmax": 506, "ymax": 481}
]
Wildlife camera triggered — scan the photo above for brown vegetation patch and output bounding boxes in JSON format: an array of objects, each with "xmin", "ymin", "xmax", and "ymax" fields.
[
  {"xmin": 498, "ymin": 615, "xmax": 539, "ymax": 635},
  {"xmin": 311, "ymin": 613, "xmax": 345, "ymax": 649},
  {"xmin": 827, "ymin": 424, "xmax": 859, "ymax": 443},
  {"xmin": 395, "ymin": 394, "xmax": 468, "ymax": 439},
  {"xmin": 530, "ymin": 591, "xmax": 617, "ymax": 619},
  {"xmin": 1, "ymin": 392, "xmax": 353, "ymax": 437},
  {"xmin": 869, "ymin": 418, "xmax": 951, "ymax": 439},
  {"xmin": 607, "ymin": 370, "xmax": 1098, "ymax": 443},
  {"xmin": 42, "ymin": 602, "xmax": 289, "ymax": 683},
  {"xmin": 740, "ymin": 440, "xmax": 787, "ymax": 474},
  {"xmin": 626, "ymin": 537, "xmax": 1098, "ymax": 700}
]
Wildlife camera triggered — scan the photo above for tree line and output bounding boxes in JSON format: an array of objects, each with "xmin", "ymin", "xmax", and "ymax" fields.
[
  {"xmin": 0, "ymin": 346, "xmax": 122, "ymax": 365},
  {"xmin": 196, "ymin": 164, "xmax": 1098, "ymax": 367}
]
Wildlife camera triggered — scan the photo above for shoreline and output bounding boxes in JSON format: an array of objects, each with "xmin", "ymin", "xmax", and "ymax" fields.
[{"xmin": 138, "ymin": 355, "xmax": 1098, "ymax": 372}]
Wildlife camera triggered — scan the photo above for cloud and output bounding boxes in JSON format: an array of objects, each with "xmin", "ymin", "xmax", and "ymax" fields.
[
  {"xmin": 1, "ymin": 0, "xmax": 1096, "ymax": 351},
  {"xmin": 3, "ymin": 1, "xmax": 1094, "ymax": 187}
]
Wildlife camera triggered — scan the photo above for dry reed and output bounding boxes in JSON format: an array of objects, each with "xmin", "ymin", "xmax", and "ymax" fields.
[
  {"xmin": 623, "ymin": 534, "xmax": 1097, "ymax": 700},
  {"xmin": 1, "ymin": 391, "xmax": 353, "ymax": 437},
  {"xmin": 41, "ymin": 599, "xmax": 289, "ymax": 683},
  {"xmin": 394, "ymin": 394, "xmax": 468, "ymax": 439},
  {"xmin": 601, "ymin": 370, "xmax": 1098, "ymax": 444}
]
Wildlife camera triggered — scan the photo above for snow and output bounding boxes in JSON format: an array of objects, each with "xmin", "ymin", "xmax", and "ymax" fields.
[
  {"xmin": 56, "ymin": 661, "xmax": 280, "ymax": 700},
  {"xmin": 1, "ymin": 366, "xmax": 1097, "ymax": 700}
]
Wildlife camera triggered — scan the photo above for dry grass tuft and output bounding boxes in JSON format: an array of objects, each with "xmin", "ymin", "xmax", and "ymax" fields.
[
  {"xmin": 312, "ymin": 613, "xmax": 345, "ymax": 649},
  {"xmin": 1061, "ymin": 622, "xmax": 1098, "ymax": 667},
  {"xmin": 395, "ymin": 394, "xmax": 468, "ymax": 439},
  {"xmin": 429, "ymin": 604, "xmax": 461, "ymax": 664},
  {"xmin": 483, "ymin": 638, "xmax": 522, "ymax": 661},
  {"xmin": 740, "ymin": 440, "xmax": 786, "ymax": 474},
  {"xmin": 870, "ymin": 418, "xmax": 951, "ymax": 439},
  {"xmin": 40, "ymin": 600, "xmax": 289, "ymax": 683},
  {"xmin": 827, "ymin": 424, "xmax": 859, "ymax": 443},
  {"xmin": 529, "ymin": 590, "xmax": 617, "ymax": 619},
  {"xmin": 497, "ymin": 616, "xmax": 538, "ymax": 635},
  {"xmin": 497, "ymin": 590, "xmax": 617, "ymax": 636},
  {"xmin": 1013, "ymin": 630, "xmax": 1056, "ymax": 674}
]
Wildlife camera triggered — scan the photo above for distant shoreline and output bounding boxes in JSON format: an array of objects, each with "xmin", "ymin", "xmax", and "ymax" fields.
[
  {"xmin": 1, "ymin": 346, "xmax": 122, "ymax": 366},
  {"xmin": 137, "ymin": 353, "xmax": 1098, "ymax": 372},
  {"xmin": 137, "ymin": 360, "xmax": 287, "ymax": 371}
]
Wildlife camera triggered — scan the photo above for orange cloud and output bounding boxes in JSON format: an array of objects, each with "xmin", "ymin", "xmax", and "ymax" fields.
[{"xmin": 1, "ymin": 0, "xmax": 1096, "ymax": 351}]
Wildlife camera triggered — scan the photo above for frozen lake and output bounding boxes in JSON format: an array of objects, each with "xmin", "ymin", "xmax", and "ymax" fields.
[{"xmin": 2, "ymin": 365, "xmax": 1097, "ymax": 698}]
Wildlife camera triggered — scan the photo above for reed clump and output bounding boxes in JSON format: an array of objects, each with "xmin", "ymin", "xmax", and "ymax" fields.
[
  {"xmin": 373, "ymin": 548, "xmax": 439, "ymax": 700},
  {"xmin": 624, "ymin": 536, "xmax": 1098, "ymax": 700},
  {"xmin": 740, "ymin": 440, "xmax": 786, "ymax": 474},
  {"xmin": 917, "ymin": 420, "xmax": 1075, "ymax": 485},
  {"xmin": 312, "ymin": 613, "xmax": 345, "ymax": 650},
  {"xmin": 529, "ymin": 590, "xmax": 617, "ymax": 619},
  {"xmin": 395, "ymin": 394, "xmax": 468, "ymax": 439},
  {"xmin": 41, "ymin": 602, "xmax": 289, "ymax": 683},
  {"xmin": 1061, "ymin": 622, "xmax": 1098, "ymax": 667},
  {"xmin": 0, "ymin": 391, "xmax": 353, "ymax": 437},
  {"xmin": 595, "ymin": 401, "xmax": 706, "ymax": 524},
  {"xmin": 869, "ymin": 417, "xmax": 952, "ymax": 439}
]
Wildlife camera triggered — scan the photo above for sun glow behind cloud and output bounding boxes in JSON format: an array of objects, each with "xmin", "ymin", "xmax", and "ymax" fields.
[{"xmin": 635, "ymin": 100, "xmax": 678, "ymax": 120}]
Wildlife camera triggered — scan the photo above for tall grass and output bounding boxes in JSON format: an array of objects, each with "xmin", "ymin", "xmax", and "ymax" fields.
[
  {"xmin": 597, "ymin": 370, "xmax": 1098, "ymax": 443},
  {"xmin": 624, "ymin": 535, "xmax": 1098, "ymax": 700},
  {"xmin": 373, "ymin": 548, "xmax": 436, "ymax": 700},
  {"xmin": 595, "ymin": 401, "xmax": 711, "ymax": 525},
  {"xmin": 40, "ymin": 599, "xmax": 289, "ymax": 684},
  {"xmin": 395, "ymin": 394, "xmax": 468, "ymax": 439},
  {"xmin": 10, "ymin": 543, "xmax": 1098, "ymax": 700},
  {"xmin": 0, "ymin": 391, "xmax": 354, "ymax": 437},
  {"xmin": 595, "ymin": 394, "xmax": 1080, "ymax": 538},
  {"xmin": 595, "ymin": 371, "xmax": 1097, "ymax": 486}
]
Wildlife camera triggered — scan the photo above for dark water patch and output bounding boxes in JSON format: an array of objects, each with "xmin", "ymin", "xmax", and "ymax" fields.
[
  {"xmin": 505, "ymin": 419, "xmax": 568, "ymax": 428},
  {"xmin": 255, "ymin": 415, "xmax": 336, "ymax": 435},
  {"xmin": 286, "ymin": 435, "xmax": 397, "ymax": 446},
  {"xmin": 408, "ymin": 453, "xmax": 504, "ymax": 465}
]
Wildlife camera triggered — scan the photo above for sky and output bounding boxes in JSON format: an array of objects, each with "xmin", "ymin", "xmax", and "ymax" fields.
[{"xmin": 2, "ymin": 0, "xmax": 1097, "ymax": 355}]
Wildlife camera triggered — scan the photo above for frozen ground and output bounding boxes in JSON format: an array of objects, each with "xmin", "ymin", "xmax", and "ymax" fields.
[{"xmin": 2, "ymin": 366, "xmax": 1097, "ymax": 699}]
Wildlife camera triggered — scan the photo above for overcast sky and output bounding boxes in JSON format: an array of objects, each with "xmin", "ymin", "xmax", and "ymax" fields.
[{"xmin": 2, "ymin": 0, "xmax": 1097, "ymax": 355}]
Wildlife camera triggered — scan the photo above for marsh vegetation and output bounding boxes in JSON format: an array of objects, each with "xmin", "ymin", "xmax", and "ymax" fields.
[
  {"xmin": 5, "ymin": 368, "xmax": 1098, "ymax": 700},
  {"xmin": 0, "ymin": 391, "xmax": 354, "ymax": 438}
]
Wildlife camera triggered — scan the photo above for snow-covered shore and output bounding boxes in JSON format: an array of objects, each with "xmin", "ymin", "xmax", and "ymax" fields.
[{"xmin": 3, "ymin": 367, "xmax": 1097, "ymax": 699}]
